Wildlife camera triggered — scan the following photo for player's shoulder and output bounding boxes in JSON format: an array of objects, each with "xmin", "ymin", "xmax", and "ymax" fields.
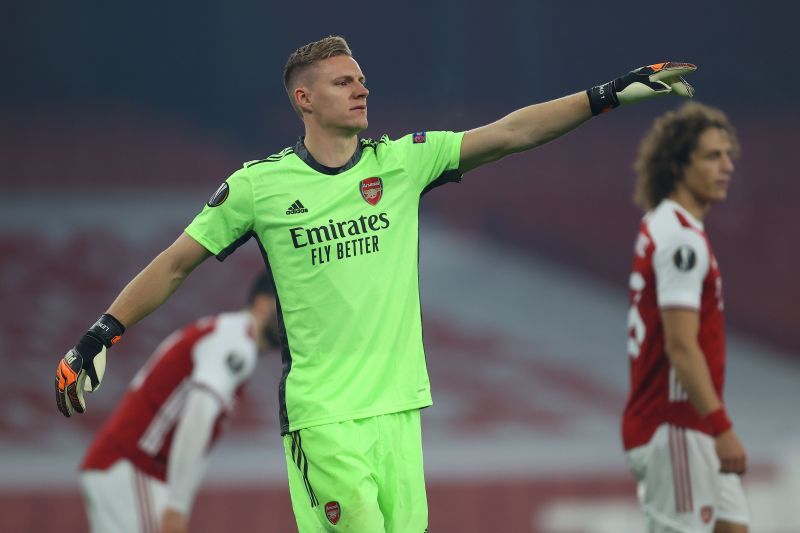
[
  {"xmin": 212, "ymin": 310, "xmax": 254, "ymax": 340},
  {"xmin": 356, "ymin": 134, "xmax": 390, "ymax": 157},
  {"xmin": 211, "ymin": 311, "xmax": 258, "ymax": 373},
  {"xmin": 192, "ymin": 311, "xmax": 256, "ymax": 362},
  {"xmin": 242, "ymin": 145, "xmax": 297, "ymax": 171},
  {"xmin": 191, "ymin": 314, "xmax": 218, "ymax": 330},
  {"xmin": 170, "ymin": 314, "xmax": 217, "ymax": 345},
  {"xmin": 360, "ymin": 134, "xmax": 391, "ymax": 150},
  {"xmin": 646, "ymin": 200, "xmax": 706, "ymax": 248},
  {"xmin": 385, "ymin": 131, "xmax": 455, "ymax": 147},
  {"xmin": 190, "ymin": 311, "xmax": 258, "ymax": 392},
  {"xmin": 366, "ymin": 131, "xmax": 457, "ymax": 161}
]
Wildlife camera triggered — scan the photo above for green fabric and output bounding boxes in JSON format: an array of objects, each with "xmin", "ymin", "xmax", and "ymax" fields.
[
  {"xmin": 284, "ymin": 410, "xmax": 427, "ymax": 532},
  {"xmin": 185, "ymin": 132, "xmax": 463, "ymax": 433}
]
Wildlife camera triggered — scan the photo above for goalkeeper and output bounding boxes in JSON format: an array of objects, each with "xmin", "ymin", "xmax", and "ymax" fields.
[
  {"xmin": 79, "ymin": 273, "xmax": 279, "ymax": 533},
  {"xmin": 56, "ymin": 35, "xmax": 697, "ymax": 532}
]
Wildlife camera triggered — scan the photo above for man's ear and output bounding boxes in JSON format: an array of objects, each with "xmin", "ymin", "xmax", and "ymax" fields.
[{"xmin": 295, "ymin": 86, "xmax": 312, "ymax": 115}]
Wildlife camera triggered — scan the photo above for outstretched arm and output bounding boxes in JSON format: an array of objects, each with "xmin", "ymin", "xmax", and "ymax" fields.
[
  {"xmin": 108, "ymin": 232, "xmax": 211, "ymax": 328},
  {"xmin": 459, "ymin": 92, "xmax": 590, "ymax": 173},
  {"xmin": 459, "ymin": 62, "xmax": 696, "ymax": 173},
  {"xmin": 55, "ymin": 232, "xmax": 211, "ymax": 417}
]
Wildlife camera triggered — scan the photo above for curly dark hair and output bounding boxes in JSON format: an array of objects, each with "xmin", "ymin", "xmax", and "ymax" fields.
[{"xmin": 633, "ymin": 102, "xmax": 739, "ymax": 211}]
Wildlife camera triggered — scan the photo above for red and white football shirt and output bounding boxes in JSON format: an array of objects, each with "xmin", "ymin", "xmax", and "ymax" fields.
[
  {"xmin": 623, "ymin": 199, "xmax": 726, "ymax": 450},
  {"xmin": 81, "ymin": 311, "xmax": 258, "ymax": 480}
]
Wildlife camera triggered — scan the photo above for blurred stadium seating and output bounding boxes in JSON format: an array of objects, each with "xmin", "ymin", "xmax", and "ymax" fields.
[{"xmin": 2, "ymin": 185, "xmax": 798, "ymax": 530}]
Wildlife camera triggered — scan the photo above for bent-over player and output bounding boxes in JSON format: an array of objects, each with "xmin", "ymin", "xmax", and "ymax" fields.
[{"xmin": 79, "ymin": 273, "xmax": 278, "ymax": 533}]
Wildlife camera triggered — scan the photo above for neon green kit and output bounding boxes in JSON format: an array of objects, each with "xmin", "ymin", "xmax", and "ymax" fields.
[{"xmin": 186, "ymin": 131, "xmax": 463, "ymax": 434}]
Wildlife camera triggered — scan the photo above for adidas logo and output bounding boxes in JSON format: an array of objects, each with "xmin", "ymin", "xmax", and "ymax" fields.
[{"xmin": 286, "ymin": 200, "xmax": 308, "ymax": 215}]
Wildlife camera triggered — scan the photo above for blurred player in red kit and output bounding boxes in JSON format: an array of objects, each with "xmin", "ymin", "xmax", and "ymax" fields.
[
  {"xmin": 79, "ymin": 273, "xmax": 279, "ymax": 533},
  {"xmin": 623, "ymin": 102, "xmax": 749, "ymax": 532}
]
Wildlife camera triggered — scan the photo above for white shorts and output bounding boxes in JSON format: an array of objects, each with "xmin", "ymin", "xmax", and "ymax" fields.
[
  {"xmin": 80, "ymin": 459, "xmax": 169, "ymax": 533},
  {"xmin": 626, "ymin": 423, "xmax": 749, "ymax": 532}
]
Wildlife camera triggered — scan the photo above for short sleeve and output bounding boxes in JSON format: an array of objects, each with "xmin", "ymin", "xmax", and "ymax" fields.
[
  {"xmin": 392, "ymin": 131, "xmax": 464, "ymax": 194},
  {"xmin": 190, "ymin": 322, "xmax": 256, "ymax": 409},
  {"xmin": 185, "ymin": 167, "xmax": 255, "ymax": 261},
  {"xmin": 653, "ymin": 229, "xmax": 710, "ymax": 310}
]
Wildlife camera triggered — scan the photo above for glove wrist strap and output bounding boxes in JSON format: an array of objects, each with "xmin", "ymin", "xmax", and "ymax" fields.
[
  {"xmin": 586, "ymin": 80, "xmax": 620, "ymax": 116},
  {"xmin": 88, "ymin": 313, "xmax": 125, "ymax": 348}
]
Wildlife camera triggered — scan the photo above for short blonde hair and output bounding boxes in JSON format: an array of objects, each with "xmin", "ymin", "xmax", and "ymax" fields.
[{"xmin": 283, "ymin": 36, "xmax": 353, "ymax": 115}]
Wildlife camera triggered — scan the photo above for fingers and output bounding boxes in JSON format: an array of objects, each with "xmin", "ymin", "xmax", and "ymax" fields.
[
  {"xmin": 56, "ymin": 358, "xmax": 77, "ymax": 391},
  {"xmin": 56, "ymin": 359, "xmax": 77, "ymax": 417},
  {"xmin": 657, "ymin": 61, "xmax": 697, "ymax": 73},
  {"xmin": 720, "ymin": 455, "xmax": 747, "ymax": 475},
  {"xmin": 719, "ymin": 447, "xmax": 747, "ymax": 474},
  {"xmin": 646, "ymin": 62, "xmax": 697, "ymax": 76},
  {"xmin": 670, "ymin": 77, "xmax": 695, "ymax": 98},
  {"xmin": 55, "ymin": 376, "xmax": 73, "ymax": 417},
  {"xmin": 55, "ymin": 358, "xmax": 86, "ymax": 417},
  {"xmin": 637, "ymin": 63, "xmax": 697, "ymax": 78},
  {"xmin": 68, "ymin": 380, "xmax": 86, "ymax": 414},
  {"xmin": 649, "ymin": 63, "xmax": 697, "ymax": 94}
]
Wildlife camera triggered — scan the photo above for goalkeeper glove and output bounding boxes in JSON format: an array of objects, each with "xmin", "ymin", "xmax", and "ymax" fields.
[
  {"xmin": 55, "ymin": 313, "xmax": 125, "ymax": 417},
  {"xmin": 587, "ymin": 62, "xmax": 696, "ymax": 115}
]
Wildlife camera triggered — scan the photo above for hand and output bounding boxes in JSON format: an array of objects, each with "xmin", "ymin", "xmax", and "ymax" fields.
[
  {"xmin": 588, "ymin": 62, "xmax": 697, "ymax": 115},
  {"xmin": 715, "ymin": 429, "xmax": 747, "ymax": 475},
  {"xmin": 160, "ymin": 507, "xmax": 188, "ymax": 533},
  {"xmin": 55, "ymin": 314, "xmax": 124, "ymax": 417}
]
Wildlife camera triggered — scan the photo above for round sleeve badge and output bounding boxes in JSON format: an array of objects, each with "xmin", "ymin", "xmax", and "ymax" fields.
[
  {"xmin": 673, "ymin": 245, "xmax": 697, "ymax": 271},
  {"xmin": 226, "ymin": 352, "xmax": 244, "ymax": 374},
  {"xmin": 207, "ymin": 182, "xmax": 230, "ymax": 207}
]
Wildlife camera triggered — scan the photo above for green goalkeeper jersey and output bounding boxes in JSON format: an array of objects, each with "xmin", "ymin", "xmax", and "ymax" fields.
[{"xmin": 186, "ymin": 131, "xmax": 464, "ymax": 433}]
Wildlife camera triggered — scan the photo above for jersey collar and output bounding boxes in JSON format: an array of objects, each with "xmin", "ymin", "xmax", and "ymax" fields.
[
  {"xmin": 293, "ymin": 137, "xmax": 363, "ymax": 175},
  {"xmin": 662, "ymin": 199, "xmax": 704, "ymax": 231}
]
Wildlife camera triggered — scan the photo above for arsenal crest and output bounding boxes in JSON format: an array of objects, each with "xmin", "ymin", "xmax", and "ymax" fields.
[
  {"xmin": 325, "ymin": 501, "xmax": 341, "ymax": 525},
  {"xmin": 360, "ymin": 177, "xmax": 383, "ymax": 206},
  {"xmin": 700, "ymin": 505, "xmax": 714, "ymax": 524}
]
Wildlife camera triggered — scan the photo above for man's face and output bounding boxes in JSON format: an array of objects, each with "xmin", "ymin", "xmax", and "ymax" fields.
[
  {"xmin": 261, "ymin": 313, "xmax": 280, "ymax": 351},
  {"xmin": 679, "ymin": 127, "xmax": 735, "ymax": 205},
  {"xmin": 301, "ymin": 55, "xmax": 369, "ymax": 134}
]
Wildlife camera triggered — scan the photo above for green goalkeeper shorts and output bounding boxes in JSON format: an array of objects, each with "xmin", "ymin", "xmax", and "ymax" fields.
[{"xmin": 283, "ymin": 409, "xmax": 428, "ymax": 532}]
